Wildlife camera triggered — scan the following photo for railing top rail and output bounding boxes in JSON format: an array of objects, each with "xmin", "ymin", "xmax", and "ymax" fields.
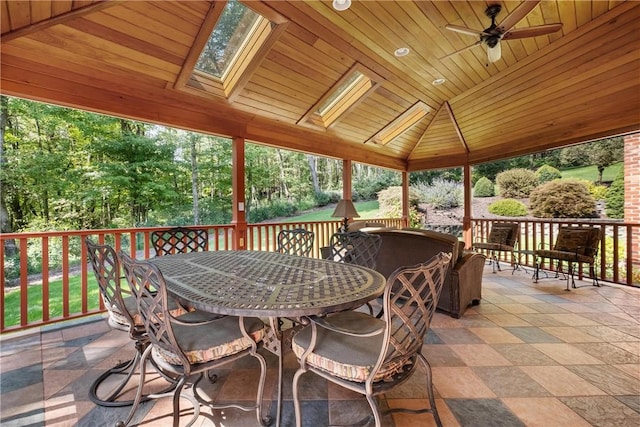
[{"xmin": 471, "ymin": 218, "xmax": 635, "ymax": 226}]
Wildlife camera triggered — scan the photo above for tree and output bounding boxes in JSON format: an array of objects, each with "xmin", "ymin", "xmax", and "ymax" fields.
[{"xmin": 587, "ymin": 137, "xmax": 624, "ymax": 183}]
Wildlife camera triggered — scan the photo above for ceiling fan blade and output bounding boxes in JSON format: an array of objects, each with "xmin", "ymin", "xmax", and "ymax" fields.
[
  {"xmin": 502, "ymin": 23, "xmax": 563, "ymax": 40},
  {"xmin": 445, "ymin": 24, "xmax": 485, "ymax": 37},
  {"xmin": 439, "ymin": 40, "xmax": 482, "ymax": 60},
  {"xmin": 497, "ymin": 0, "xmax": 540, "ymax": 33}
]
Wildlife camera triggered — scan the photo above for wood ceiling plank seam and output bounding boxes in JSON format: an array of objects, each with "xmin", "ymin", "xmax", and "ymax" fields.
[
  {"xmin": 2, "ymin": 35, "xmax": 175, "ymax": 87},
  {"xmin": 395, "ymin": 1, "xmax": 486, "ymax": 91},
  {"xmin": 232, "ymin": 100, "xmax": 299, "ymax": 122},
  {"xmin": 1, "ymin": 46, "xmax": 168, "ymax": 90},
  {"xmin": 84, "ymin": 7, "xmax": 194, "ymax": 53},
  {"xmin": 279, "ymin": 32, "xmax": 346, "ymax": 74},
  {"xmin": 1, "ymin": 1, "xmax": 11, "ymax": 34},
  {"xmin": 284, "ymin": 20, "xmax": 321, "ymax": 46},
  {"xmin": 173, "ymin": 0, "xmax": 222, "ymax": 90},
  {"xmin": 153, "ymin": 0, "xmax": 212, "ymax": 26},
  {"xmin": 452, "ymin": 27, "xmax": 638, "ymax": 120},
  {"xmin": 101, "ymin": 5, "xmax": 196, "ymax": 47},
  {"xmin": 41, "ymin": 25, "xmax": 181, "ymax": 81},
  {"xmin": 465, "ymin": 96, "xmax": 639, "ymax": 164},
  {"xmin": 460, "ymin": 74, "xmax": 640, "ymax": 147},
  {"xmin": 288, "ymin": 0, "xmax": 448, "ymax": 113},
  {"xmin": 444, "ymin": 101, "xmax": 469, "ymax": 154},
  {"xmin": 29, "ymin": 0, "xmax": 53, "ymax": 24},
  {"xmin": 51, "ymin": 1, "xmax": 74, "ymax": 17},
  {"xmin": 247, "ymin": 68, "xmax": 319, "ymax": 103},
  {"xmin": 242, "ymin": 78, "xmax": 317, "ymax": 109},
  {"xmin": 591, "ymin": 1, "xmax": 611, "ymax": 18},
  {"xmin": 5, "ymin": 0, "xmax": 33, "ymax": 31},
  {"xmin": 1, "ymin": 0, "xmax": 118, "ymax": 42},
  {"xmin": 67, "ymin": 18, "xmax": 186, "ymax": 66},
  {"xmin": 258, "ymin": 57, "xmax": 330, "ymax": 95},
  {"xmin": 272, "ymin": 36, "xmax": 343, "ymax": 81},
  {"xmin": 238, "ymin": 86, "xmax": 311, "ymax": 115},
  {"xmin": 450, "ymin": 2, "xmax": 638, "ymax": 106},
  {"xmin": 556, "ymin": 0, "xmax": 578, "ymax": 33},
  {"xmin": 227, "ymin": 20, "xmax": 289, "ymax": 104},
  {"xmin": 575, "ymin": 0, "xmax": 593, "ymax": 27}
]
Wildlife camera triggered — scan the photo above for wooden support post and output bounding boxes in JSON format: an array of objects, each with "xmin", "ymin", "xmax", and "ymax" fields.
[
  {"xmin": 342, "ymin": 159, "xmax": 352, "ymax": 201},
  {"xmin": 232, "ymin": 137, "xmax": 247, "ymax": 250},
  {"xmin": 463, "ymin": 163, "xmax": 472, "ymax": 249},
  {"xmin": 402, "ymin": 171, "xmax": 409, "ymax": 228}
]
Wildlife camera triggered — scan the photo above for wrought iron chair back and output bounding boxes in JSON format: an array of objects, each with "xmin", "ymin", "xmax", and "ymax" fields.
[
  {"xmin": 151, "ymin": 226, "xmax": 208, "ymax": 256},
  {"xmin": 276, "ymin": 228, "xmax": 314, "ymax": 257},
  {"xmin": 291, "ymin": 252, "xmax": 451, "ymax": 427},
  {"xmin": 328, "ymin": 231, "xmax": 382, "ymax": 270}
]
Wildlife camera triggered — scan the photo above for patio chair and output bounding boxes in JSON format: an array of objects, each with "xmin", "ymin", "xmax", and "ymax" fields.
[
  {"xmin": 324, "ymin": 230, "xmax": 382, "ymax": 270},
  {"xmin": 276, "ymin": 228, "xmax": 314, "ymax": 257},
  {"xmin": 151, "ymin": 226, "xmax": 208, "ymax": 256},
  {"xmin": 117, "ymin": 252, "xmax": 269, "ymax": 427},
  {"xmin": 291, "ymin": 252, "xmax": 452, "ymax": 427},
  {"xmin": 85, "ymin": 238, "xmax": 185, "ymax": 407},
  {"xmin": 534, "ymin": 226, "xmax": 601, "ymax": 291},
  {"xmin": 473, "ymin": 222, "xmax": 520, "ymax": 272}
]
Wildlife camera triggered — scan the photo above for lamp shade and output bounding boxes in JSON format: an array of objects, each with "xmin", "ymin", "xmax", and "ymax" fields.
[{"xmin": 332, "ymin": 199, "xmax": 360, "ymax": 219}]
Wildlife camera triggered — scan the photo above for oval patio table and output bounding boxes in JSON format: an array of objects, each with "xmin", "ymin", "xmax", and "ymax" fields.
[{"xmin": 148, "ymin": 250, "xmax": 386, "ymax": 427}]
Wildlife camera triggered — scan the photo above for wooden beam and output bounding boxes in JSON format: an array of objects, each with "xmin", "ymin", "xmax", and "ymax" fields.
[
  {"xmin": 1, "ymin": 0, "xmax": 122, "ymax": 43},
  {"xmin": 445, "ymin": 101, "xmax": 469, "ymax": 153},
  {"xmin": 232, "ymin": 137, "xmax": 247, "ymax": 250}
]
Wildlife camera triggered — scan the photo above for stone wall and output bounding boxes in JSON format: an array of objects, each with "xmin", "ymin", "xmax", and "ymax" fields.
[{"xmin": 625, "ymin": 133, "xmax": 640, "ymax": 265}]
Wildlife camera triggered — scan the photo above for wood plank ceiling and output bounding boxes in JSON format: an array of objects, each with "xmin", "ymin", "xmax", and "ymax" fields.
[{"xmin": 1, "ymin": 0, "xmax": 638, "ymax": 172}]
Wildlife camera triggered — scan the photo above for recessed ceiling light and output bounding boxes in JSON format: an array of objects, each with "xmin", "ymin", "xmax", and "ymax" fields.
[
  {"xmin": 432, "ymin": 78, "xmax": 446, "ymax": 85},
  {"xmin": 332, "ymin": 0, "xmax": 351, "ymax": 11},
  {"xmin": 394, "ymin": 47, "xmax": 410, "ymax": 57}
]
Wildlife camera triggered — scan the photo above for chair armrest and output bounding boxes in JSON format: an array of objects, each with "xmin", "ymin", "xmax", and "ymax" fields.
[{"xmin": 307, "ymin": 314, "xmax": 384, "ymax": 337}]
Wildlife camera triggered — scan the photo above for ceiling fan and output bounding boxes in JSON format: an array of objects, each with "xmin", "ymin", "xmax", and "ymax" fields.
[{"xmin": 443, "ymin": 1, "xmax": 562, "ymax": 63}]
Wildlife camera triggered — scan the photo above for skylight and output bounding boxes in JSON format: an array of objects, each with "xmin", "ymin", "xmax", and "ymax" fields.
[
  {"xmin": 195, "ymin": 0, "xmax": 262, "ymax": 79},
  {"xmin": 299, "ymin": 64, "xmax": 382, "ymax": 129},
  {"xmin": 368, "ymin": 101, "xmax": 431, "ymax": 145}
]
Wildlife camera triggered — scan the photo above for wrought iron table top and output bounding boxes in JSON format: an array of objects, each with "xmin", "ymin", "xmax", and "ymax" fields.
[{"xmin": 148, "ymin": 250, "xmax": 386, "ymax": 318}]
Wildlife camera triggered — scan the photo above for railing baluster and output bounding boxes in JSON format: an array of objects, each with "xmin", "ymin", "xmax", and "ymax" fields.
[
  {"xmin": 62, "ymin": 235, "xmax": 69, "ymax": 319},
  {"xmin": 42, "ymin": 237, "xmax": 49, "ymax": 322}
]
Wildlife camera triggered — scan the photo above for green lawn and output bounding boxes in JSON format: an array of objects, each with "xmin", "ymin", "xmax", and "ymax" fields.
[
  {"xmin": 281, "ymin": 200, "xmax": 380, "ymax": 222},
  {"xmin": 4, "ymin": 275, "xmax": 102, "ymax": 327},
  {"xmin": 560, "ymin": 162, "xmax": 622, "ymax": 182}
]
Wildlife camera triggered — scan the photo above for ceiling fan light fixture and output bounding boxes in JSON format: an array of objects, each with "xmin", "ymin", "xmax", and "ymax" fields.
[
  {"xmin": 332, "ymin": 0, "xmax": 351, "ymax": 11},
  {"xmin": 487, "ymin": 42, "xmax": 501, "ymax": 63}
]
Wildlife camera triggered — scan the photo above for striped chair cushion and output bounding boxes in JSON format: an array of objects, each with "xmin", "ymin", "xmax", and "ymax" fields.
[
  {"xmin": 153, "ymin": 316, "xmax": 266, "ymax": 365},
  {"xmin": 292, "ymin": 312, "xmax": 410, "ymax": 383}
]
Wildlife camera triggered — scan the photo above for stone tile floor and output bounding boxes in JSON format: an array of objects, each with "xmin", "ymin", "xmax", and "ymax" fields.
[{"xmin": 1, "ymin": 265, "xmax": 639, "ymax": 426}]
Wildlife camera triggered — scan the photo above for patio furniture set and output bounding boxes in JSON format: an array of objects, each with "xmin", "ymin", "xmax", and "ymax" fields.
[{"xmin": 86, "ymin": 227, "xmax": 453, "ymax": 427}]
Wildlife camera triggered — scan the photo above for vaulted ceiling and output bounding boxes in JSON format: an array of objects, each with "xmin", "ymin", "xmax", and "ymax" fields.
[{"xmin": 1, "ymin": 0, "xmax": 638, "ymax": 171}]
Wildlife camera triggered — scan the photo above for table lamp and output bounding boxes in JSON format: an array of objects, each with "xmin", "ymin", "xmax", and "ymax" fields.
[{"xmin": 331, "ymin": 199, "xmax": 360, "ymax": 232}]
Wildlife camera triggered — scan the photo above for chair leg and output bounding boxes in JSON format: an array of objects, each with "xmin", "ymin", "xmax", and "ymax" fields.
[
  {"xmin": 172, "ymin": 376, "xmax": 187, "ymax": 427},
  {"xmin": 89, "ymin": 353, "xmax": 139, "ymax": 407},
  {"xmin": 419, "ymin": 353, "xmax": 443, "ymax": 427},
  {"xmin": 365, "ymin": 394, "xmax": 382, "ymax": 427},
  {"xmin": 292, "ymin": 368, "xmax": 305, "ymax": 427},
  {"xmin": 117, "ymin": 345, "xmax": 153, "ymax": 427}
]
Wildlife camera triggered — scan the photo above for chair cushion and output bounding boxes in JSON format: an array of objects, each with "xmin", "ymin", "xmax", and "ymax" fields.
[
  {"xmin": 536, "ymin": 249, "xmax": 594, "ymax": 264},
  {"xmin": 554, "ymin": 228, "xmax": 590, "ymax": 255},
  {"xmin": 153, "ymin": 316, "xmax": 266, "ymax": 365},
  {"xmin": 474, "ymin": 242, "xmax": 514, "ymax": 251},
  {"xmin": 122, "ymin": 294, "xmax": 189, "ymax": 326},
  {"xmin": 292, "ymin": 312, "xmax": 410, "ymax": 383}
]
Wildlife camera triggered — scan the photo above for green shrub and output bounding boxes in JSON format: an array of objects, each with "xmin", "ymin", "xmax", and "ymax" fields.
[
  {"xmin": 473, "ymin": 177, "xmax": 495, "ymax": 197},
  {"xmin": 536, "ymin": 164, "xmax": 562, "ymax": 183},
  {"xmin": 529, "ymin": 180, "xmax": 596, "ymax": 218},
  {"xmin": 605, "ymin": 172, "xmax": 624, "ymax": 218},
  {"xmin": 571, "ymin": 179, "xmax": 608, "ymax": 200},
  {"xmin": 487, "ymin": 199, "xmax": 528, "ymax": 217},
  {"xmin": 496, "ymin": 168, "xmax": 539, "ymax": 198},
  {"xmin": 354, "ymin": 171, "xmax": 400, "ymax": 200},
  {"xmin": 377, "ymin": 186, "xmax": 420, "ymax": 215},
  {"xmin": 413, "ymin": 179, "xmax": 462, "ymax": 209}
]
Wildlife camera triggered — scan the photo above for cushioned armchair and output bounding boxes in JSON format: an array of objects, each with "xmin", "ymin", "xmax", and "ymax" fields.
[{"xmin": 534, "ymin": 226, "xmax": 601, "ymax": 291}]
